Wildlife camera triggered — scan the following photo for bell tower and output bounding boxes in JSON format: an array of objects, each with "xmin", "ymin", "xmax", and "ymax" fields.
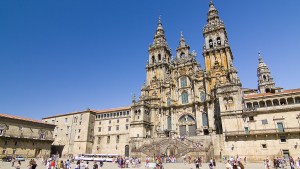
[
  {"xmin": 146, "ymin": 17, "xmax": 171, "ymax": 86},
  {"xmin": 202, "ymin": 1, "xmax": 243, "ymax": 134},
  {"xmin": 203, "ymin": 0, "xmax": 240, "ymax": 93},
  {"xmin": 257, "ymin": 52, "xmax": 276, "ymax": 93}
]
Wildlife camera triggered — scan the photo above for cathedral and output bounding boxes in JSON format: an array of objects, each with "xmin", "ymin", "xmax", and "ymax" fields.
[{"xmin": 41, "ymin": 1, "xmax": 300, "ymax": 161}]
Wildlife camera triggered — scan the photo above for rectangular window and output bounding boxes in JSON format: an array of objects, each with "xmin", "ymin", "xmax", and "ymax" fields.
[
  {"xmin": 65, "ymin": 118, "xmax": 68, "ymax": 123},
  {"xmin": 98, "ymin": 137, "xmax": 101, "ymax": 144},
  {"xmin": 127, "ymin": 111, "xmax": 129, "ymax": 115},
  {"xmin": 98, "ymin": 127, "xmax": 101, "ymax": 132},
  {"xmin": 262, "ymin": 144, "xmax": 267, "ymax": 148},
  {"xmin": 107, "ymin": 136, "xmax": 110, "ymax": 143},
  {"xmin": 277, "ymin": 122, "xmax": 285, "ymax": 132},
  {"xmin": 262, "ymin": 119, "xmax": 268, "ymax": 124},
  {"xmin": 108, "ymin": 126, "xmax": 111, "ymax": 131},
  {"xmin": 244, "ymin": 127, "xmax": 249, "ymax": 134},
  {"xmin": 126, "ymin": 125, "xmax": 129, "ymax": 130},
  {"xmin": 116, "ymin": 135, "xmax": 120, "ymax": 143},
  {"xmin": 99, "ymin": 121, "xmax": 101, "ymax": 125},
  {"xmin": 78, "ymin": 136, "xmax": 80, "ymax": 139},
  {"xmin": 249, "ymin": 116, "xmax": 254, "ymax": 121},
  {"xmin": 109, "ymin": 120, "xmax": 111, "ymax": 124},
  {"xmin": 78, "ymin": 129, "xmax": 81, "ymax": 133},
  {"xmin": 126, "ymin": 118, "xmax": 129, "ymax": 122},
  {"xmin": 116, "ymin": 125, "xmax": 119, "ymax": 131},
  {"xmin": 280, "ymin": 136, "xmax": 286, "ymax": 142},
  {"xmin": 117, "ymin": 119, "xmax": 119, "ymax": 123}
]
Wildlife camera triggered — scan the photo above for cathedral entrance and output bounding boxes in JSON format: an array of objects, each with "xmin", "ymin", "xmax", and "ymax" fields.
[{"xmin": 179, "ymin": 115, "xmax": 197, "ymax": 137}]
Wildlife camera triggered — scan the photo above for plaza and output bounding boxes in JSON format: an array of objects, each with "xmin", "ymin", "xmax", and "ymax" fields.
[
  {"xmin": 0, "ymin": 159, "xmax": 265, "ymax": 169},
  {"xmin": 1, "ymin": 0, "xmax": 300, "ymax": 165}
]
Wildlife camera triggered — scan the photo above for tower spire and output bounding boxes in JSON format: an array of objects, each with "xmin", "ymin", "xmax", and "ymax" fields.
[
  {"xmin": 152, "ymin": 16, "xmax": 168, "ymax": 47},
  {"xmin": 257, "ymin": 52, "xmax": 276, "ymax": 93}
]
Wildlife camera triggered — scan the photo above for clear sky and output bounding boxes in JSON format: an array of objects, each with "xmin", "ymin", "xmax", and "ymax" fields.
[{"xmin": 0, "ymin": 0, "xmax": 299, "ymax": 120}]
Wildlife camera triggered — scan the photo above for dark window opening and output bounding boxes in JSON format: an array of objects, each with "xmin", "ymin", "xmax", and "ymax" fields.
[
  {"xmin": 209, "ymin": 39, "xmax": 213, "ymax": 48},
  {"xmin": 158, "ymin": 54, "xmax": 161, "ymax": 61},
  {"xmin": 280, "ymin": 136, "xmax": 286, "ymax": 142},
  {"xmin": 204, "ymin": 129, "xmax": 209, "ymax": 135},
  {"xmin": 262, "ymin": 144, "xmax": 267, "ymax": 148},
  {"xmin": 249, "ymin": 116, "xmax": 254, "ymax": 121},
  {"xmin": 217, "ymin": 37, "xmax": 221, "ymax": 45}
]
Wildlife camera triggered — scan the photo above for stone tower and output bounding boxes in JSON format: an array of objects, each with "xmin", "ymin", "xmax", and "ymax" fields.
[
  {"xmin": 257, "ymin": 52, "xmax": 276, "ymax": 93},
  {"xmin": 202, "ymin": 1, "xmax": 243, "ymax": 134},
  {"xmin": 146, "ymin": 17, "xmax": 172, "ymax": 87}
]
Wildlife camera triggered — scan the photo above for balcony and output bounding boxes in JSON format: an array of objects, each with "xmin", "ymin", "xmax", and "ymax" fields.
[
  {"xmin": 243, "ymin": 103, "xmax": 300, "ymax": 114},
  {"xmin": 225, "ymin": 127, "xmax": 300, "ymax": 137},
  {"xmin": 0, "ymin": 133, "xmax": 54, "ymax": 141}
]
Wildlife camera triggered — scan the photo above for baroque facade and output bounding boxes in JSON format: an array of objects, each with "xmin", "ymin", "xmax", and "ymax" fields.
[{"xmin": 42, "ymin": 1, "xmax": 300, "ymax": 161}]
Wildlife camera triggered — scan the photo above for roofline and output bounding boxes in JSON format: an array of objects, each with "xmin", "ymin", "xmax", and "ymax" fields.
[
  {"xmin": 0, "ymin": 113, "xmax": 56, "ymax": 127},
  {"xmin": 244, "ymin": 88, "xmax": 300, "ymax": 99},
  {"xmin": 42, "ymin": 106, "xmax": 131, "ymax": 119}
]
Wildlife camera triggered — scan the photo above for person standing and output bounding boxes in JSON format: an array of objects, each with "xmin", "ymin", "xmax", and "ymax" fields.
[
  {"xmin": 93, "ymin": 161, "xmax": 98, "ymax": 169},
  {"xmin": 195, "ymin": 158, "xmax": 200, "ymax": 169},
  {"xmin": 290, "ymin": 157, "xmax": 295, "ymax": 169}
]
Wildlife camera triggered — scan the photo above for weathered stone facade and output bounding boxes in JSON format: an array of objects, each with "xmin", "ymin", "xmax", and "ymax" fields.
[
  {"xmin": 0, "ymin": 114, "xmax": 55, "ymax": 158},
  {"xmin": 42, "ymin": 1, "xmax": 300, "ymax": 162}
]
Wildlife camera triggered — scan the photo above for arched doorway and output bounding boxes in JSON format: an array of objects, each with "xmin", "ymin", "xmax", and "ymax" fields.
[
  {"xmin": 165, "ymin": 145, "xmax": 178, "ymax": 156},
  {"xmin": 178, "ymin": 115, "xmax": 197, "ymax": 137}
]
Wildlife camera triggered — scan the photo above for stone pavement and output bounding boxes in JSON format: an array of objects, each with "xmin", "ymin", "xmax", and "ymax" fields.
[{"xmin": 0, "ymin": 159, "xmax": 265, "ymax": 169}]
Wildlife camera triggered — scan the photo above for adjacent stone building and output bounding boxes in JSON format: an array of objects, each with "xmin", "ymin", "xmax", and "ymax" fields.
[
  {"xmin": 0, "ymin": 114, "xmax": 55, "ymax": 158},
  {"xmin": 42, "ymin": 1, "xmax": 300, "ymax": 161}
]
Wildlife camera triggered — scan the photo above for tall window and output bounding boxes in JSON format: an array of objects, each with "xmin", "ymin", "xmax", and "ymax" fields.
[
  {"xmin": 277, "ymin": 122, "xmax": 284, "ymax": 132},
  {"xmin": 167, "ymin": 116, "xmax": 172, "ymax": 130},
  {"xmin": 108, "ymin": 126, "xmax": 111, "ymax": 131},
  {"xmin": 202, "ymin": 112, "xmax": 208, "ymax": 126},
  {"xmin": 200, "ymin": 91, "xmax": 206, "ymax": 102},
  {"xmin": 181, "ymin": 91, "xmax": 189, "ymax": 104},
  {"xmin": 116, "ymin": 125, "xmax": 119, "ymax": 131},
  {"xmin": 217, "ymin": 37, "xmax": 221, "ymax": 45},
  {"xmin": 0, "ymin": 129, "xmax": 4, "ymax": 136},
  {"xmin": 107, "ymin": 136, "xmax": 110, "ymax": 143},
  {"xmin": 116, "ymin": 135, "xmax": 120, "ymax": 143},
  {"xmin": 180, "ymin": 77, "xmax": 187, "ymax": 88},
  {"xmin": 209, "ymin": 39, "xmax": 213, "ymax": 48},
  {"xmin": 64, "ymin": 118, "xmax": 68, "ymax": 123},
  {"xmin": 167, "ymin": 98, "xmax": 171, "ymax": 106}
]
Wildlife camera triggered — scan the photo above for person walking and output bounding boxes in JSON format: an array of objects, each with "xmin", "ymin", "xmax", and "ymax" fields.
[{"xmin": 15, "ymin": 160, "xmax": 21, "ymax": 169}]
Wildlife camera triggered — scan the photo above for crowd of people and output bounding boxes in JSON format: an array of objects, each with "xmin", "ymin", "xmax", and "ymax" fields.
[{"xmin": 265, "ymin": 156, "xmax": 300, "ymax": 169}]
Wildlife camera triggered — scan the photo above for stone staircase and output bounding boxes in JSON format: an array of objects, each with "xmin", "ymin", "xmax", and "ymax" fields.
[{"xmin": 132, "ymin": 136, "xmax": 213, "ymax": 159}]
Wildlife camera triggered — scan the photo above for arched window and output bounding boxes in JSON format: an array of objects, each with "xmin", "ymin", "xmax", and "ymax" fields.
[
  {"xmin": 263, "ymin": 75, "xmax": 266, "ymax": 81},
  {"xmin": 209, "ymin": 39, "xmax": 213, "ymax": 48},
  {"xmin": 180, "ymin": 52, "xmax": 185, "ymax": 58},
  {"xmin": 167, "ymin": 116, "xmax": 172, "ymax": 130},
  {"xmin": 167, "ymin": 97, "xmax": 171, "ymax": 106},
  {"xmin": 158, "ymin": 54, "xmax": 161, "ymax": 61},
  {"xmin": 200, "ymin": 91, "xmax": 206, "ymax": 102},
  {"xmin": 265, "ymin": 88, "xmax": 271, "ymax": 93},
  {"xmin": 217, "ymin": 37, "xmax": 221, "ymax": 45},
  {"xmin": 180, "ymin": 77, "xmax": 187, "ymax": 88},
  {"xmin": 202, "ymin": 112, "xmax": 208, "ymax": 126},
  {"xmin": 181, "ymin": 91, "xmax": 189, "ymax": 104},
  {"xmin": 152, "ymin": 56, "xmax": 155, "ymax": 64}
]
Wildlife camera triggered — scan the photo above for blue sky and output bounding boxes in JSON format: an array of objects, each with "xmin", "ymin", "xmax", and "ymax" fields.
[{"xmin": 0, "ymin": 0, "xmax": 299, "ymax": 120}]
